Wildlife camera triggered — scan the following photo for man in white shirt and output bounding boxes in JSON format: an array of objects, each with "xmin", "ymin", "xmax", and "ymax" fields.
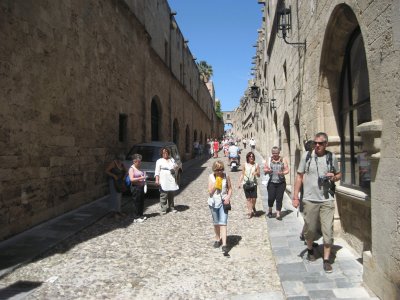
[
  {"xmin": 249, "ymin": 138, "xmax": 256, "ymax": 151},
  {"xmin": 228, "ymin": 142, "xmax": 240, "ymax": 164}
]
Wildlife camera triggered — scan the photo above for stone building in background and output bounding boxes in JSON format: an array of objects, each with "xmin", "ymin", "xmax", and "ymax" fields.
[
  {"xmin": 0, "ymin": 0, "xmax": 223, "ymax": 240},
  {"xmin": 233, "ymin": 0, "xmax": 400, "ymax": 298}
]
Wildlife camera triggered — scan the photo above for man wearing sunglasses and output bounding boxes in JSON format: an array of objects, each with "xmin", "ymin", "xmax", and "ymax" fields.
[{"xmin": 292, "ymin": 132, "xmax": 341, "ymax": 273}]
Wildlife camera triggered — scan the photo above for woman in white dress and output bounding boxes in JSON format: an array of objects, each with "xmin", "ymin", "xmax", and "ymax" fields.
[{"xmin": 155, "ymin": 147, "xmax": 179, "ymax": 214}]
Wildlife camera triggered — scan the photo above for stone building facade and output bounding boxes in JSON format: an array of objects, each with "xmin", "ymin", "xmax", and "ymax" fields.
[
  {"xmin": 0, "ymin": 0, "xmax": 223, "ymax": 240},
  {"xmin": 232, "ymin": 0, "xmax": 400, "ymax": 298}
]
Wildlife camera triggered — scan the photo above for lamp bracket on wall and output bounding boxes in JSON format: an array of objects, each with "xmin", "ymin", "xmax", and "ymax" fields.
[
  {"xmin": 277, "ymin": 5, "xmax": 306, "ymax": 48},
  {"xmin": 250, "ymin": 84, "xmax": 269, "ymax": 105}
]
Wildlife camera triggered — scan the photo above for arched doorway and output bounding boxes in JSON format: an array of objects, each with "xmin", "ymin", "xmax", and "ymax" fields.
[
  {"xmin": 193, "ymin": 130, "xmax": 198, "ymax": 142},
  {"xmin": 151, "ymin": 98, "xmax": 161, "ymax": 141},
  {"xmin": 185, "ymin": 125, "xmax": 190, "ymax": 153}
]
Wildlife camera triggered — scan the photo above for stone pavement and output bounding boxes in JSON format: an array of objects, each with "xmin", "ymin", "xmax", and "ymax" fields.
[
  {"xmin": 0, "ymin": 152, "xmax": 378, "ymax": 299},
  {"xmin": 252, "ymin": 149, "xmax": 378, "ymax": 300},
  {"xmin": 0, "ymin": 155, "xmax": 284, "ymax": 299}
]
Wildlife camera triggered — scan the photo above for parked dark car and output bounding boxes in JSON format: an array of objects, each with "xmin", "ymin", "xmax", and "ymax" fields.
[{"xmin": 124, "ymin": 141, "xmax": 183, "ymax": 190}]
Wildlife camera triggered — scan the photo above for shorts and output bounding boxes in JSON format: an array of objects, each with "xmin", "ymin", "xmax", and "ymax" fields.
[
  {"xmin": 303, "ymin": 200, "xmax": 335, "ymax": 245},
  {"xmin": 209, "ymin": 205, "xmax": 228, "ymax": 225},
  {"xmin": 244, "ymin": 186, "xmax": 257, "ymax": 199}
]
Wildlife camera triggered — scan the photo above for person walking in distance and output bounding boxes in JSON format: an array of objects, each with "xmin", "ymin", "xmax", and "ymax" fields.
[
  {"xmin": 264, "ymin": 147, "xmax": 289, "ymax": 220},
  {"xmin": 249, "ymin": 138, "xmax": 256, "ymax": 151},
  {"xmin": 213, "ymin": 139, "xmax": 219, "ymax": 158},
  {"xmin": 208, "ymin": 160, "xmax": 233, "ymax": 255},
  {"xmin": 292, "ymin": 132, "xmax": 341, "ymax": 273}
]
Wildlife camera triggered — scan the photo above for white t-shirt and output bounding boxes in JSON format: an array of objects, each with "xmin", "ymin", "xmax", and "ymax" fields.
[
  {"xmin": 228, "ymin": 145, "xmax": 239, "ymax": 157},
  {"xmin": 208, "ymin": 173, "xmax": 229, "ymax": 208},
  {"xmin": 155, "ymin": 158, "xmax": 179, "ymax": 191}
]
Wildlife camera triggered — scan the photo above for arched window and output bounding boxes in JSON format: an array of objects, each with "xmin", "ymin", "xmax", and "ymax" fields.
[
  {"xmin": 185, "ymin": 125, "xmax": 190, "ymax": 153},
  {"xmin": 173, "ymin": 119, "xmax": 179, "ymax": 146},
  {"xmin": 339, "ymin": 27, "xmax": 371, "ymax": 190},
  {"xmin": 151, "ymin": 99, "xmax": 160, "ymax": 141},
  {"xmin": 193, "ymin": 130, "xmax": 198, "ymax": 142}
]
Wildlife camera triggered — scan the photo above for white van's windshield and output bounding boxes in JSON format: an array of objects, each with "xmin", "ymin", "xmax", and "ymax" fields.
[{"xmin": 126, "ymin": 146, "xmax": 161, "ymax": 162}]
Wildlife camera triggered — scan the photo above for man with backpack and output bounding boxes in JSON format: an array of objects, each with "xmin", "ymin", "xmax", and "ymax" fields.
[{"xmin": 292, "ymin": 132, "xmax": 341, "ymax": 273}]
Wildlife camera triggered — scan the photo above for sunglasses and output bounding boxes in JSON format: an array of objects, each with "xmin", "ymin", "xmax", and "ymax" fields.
[
  {"xmin": 215, "ymin": 168, "xmax": 224, "ymax": 172},
  {"xmin": 314, "ymin": 141, "xmax": 326, "ymax": 146}
]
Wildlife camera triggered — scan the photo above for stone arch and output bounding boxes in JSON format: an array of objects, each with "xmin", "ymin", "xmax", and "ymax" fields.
[
  {"xmin": 151, "ymin": 97, "xmax": 162, "ymax": 141},
  {"xmin": 319, "ymin": 4, "xmax": 360, "ymax": 137},
  {"xmin": 319, "ymin": 4, "xmax": 372, "ymax": 253},
  {"xmin": 173, "ymin": 118, "xmax": 179, "ymax": 146}
]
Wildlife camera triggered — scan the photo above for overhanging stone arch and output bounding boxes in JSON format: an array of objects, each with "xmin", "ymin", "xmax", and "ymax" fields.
[
  {"xmin": 319, "ymin": 3, "xmax": 372, "ymax": 257},
  {"xmin": 318, "ymin": 4, "xmax": 359, "ymax": 138}
]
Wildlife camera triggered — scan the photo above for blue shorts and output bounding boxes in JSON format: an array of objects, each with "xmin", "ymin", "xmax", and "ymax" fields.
[{"xmin": 209, "ymin": 205, "xmax": 228, "ymax": 225}]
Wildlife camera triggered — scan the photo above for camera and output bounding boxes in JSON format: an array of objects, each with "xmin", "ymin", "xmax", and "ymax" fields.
[
  {"xmin": 318, "ymin": 175, "xmax": 330, "ymax": 186},
  {"xmin": 170, "ymin": 169, "xmax": 175, "ymax": 175}
]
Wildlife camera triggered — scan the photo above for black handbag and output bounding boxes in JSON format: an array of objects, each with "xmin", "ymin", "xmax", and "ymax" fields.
[
  {"xmin": 223, "ymin": 202, "xmax": 231, "ymax": 212},
  {"xmin": 243, "ymin": 180, "xmax": 256, "ymax": 191}
]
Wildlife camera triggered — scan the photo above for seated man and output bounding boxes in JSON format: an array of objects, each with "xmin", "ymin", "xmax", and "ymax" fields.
[{"xmin": 228, "ymin": 142, "xmax": 240, "ymax": 164}]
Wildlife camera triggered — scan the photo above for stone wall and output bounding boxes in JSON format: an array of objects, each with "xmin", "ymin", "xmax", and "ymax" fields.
[
  {"xmin": 0, "ymin": 0, "xmax": 222, "ymax": 240},
  {"xmin": 233, "ymin": 0, "xmax": 400, "ymax": 297}
]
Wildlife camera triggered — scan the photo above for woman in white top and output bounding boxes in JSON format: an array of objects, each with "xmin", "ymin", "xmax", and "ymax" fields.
[
  {"xmin": 208, "ymin": 160, "xmax": 232, "ymax": 255},
  {"xmin": 155, "ymin": 147, "xmax": 179, "ymax": 214},
  {"xmin": 238, "ymin": 152, "xmax": 260, "ymax": 218}
]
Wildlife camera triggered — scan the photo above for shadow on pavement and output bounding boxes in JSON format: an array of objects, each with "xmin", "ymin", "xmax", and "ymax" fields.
[
  {"xmin": 227, "ymin": 235, "xmax": 242, "ymax": 250},
  {"xmin": 0, "ymin": 280, "xmax": 42, "ymax": 299},
  {"xmin": 0, "ymin": 157, "xmax": 212, "ymax": 278},
  {"xmin": 298, "ymin": 242, "xmax": 343, "ymax": 263}
]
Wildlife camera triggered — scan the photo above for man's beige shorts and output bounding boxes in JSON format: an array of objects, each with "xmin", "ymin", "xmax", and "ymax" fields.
[{"xmin": 303, "ymin": 200, "xmax": 335, "ymax": 245}]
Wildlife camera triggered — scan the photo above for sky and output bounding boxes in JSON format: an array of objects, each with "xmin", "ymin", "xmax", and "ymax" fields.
[{"xmin": 167, "ymin": 0, "xmax": 263, "ymax": 112}]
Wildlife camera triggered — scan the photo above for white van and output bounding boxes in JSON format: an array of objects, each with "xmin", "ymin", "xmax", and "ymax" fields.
[{"xmin": 124, "ymin": 142, "xmax": 183, "ymax": 190}]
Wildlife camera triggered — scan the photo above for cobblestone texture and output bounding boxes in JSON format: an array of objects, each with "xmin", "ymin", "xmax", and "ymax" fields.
[{"xmin": 0, "ymin": 155, "xmax": 283, "ymax": 299}]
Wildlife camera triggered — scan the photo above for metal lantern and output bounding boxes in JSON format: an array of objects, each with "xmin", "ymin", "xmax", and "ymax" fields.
[
  {"xmin": 250, "ymin": 84, "xmax": 260, "ymax": 99},
  {"xmin": 278, "ymin": 6, "xmax": 292, "ymax": 38}
]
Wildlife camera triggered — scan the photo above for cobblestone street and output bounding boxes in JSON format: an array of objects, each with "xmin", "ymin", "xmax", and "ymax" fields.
[{"xmin": 0, "ymin": 154, "xmax": 283, "ymax": 299}]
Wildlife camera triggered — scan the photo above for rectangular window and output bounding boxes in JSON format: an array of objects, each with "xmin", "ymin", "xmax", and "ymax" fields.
[{"xmin": 119, "ymin": 114, "xmax": 127, "ymax": 142}]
